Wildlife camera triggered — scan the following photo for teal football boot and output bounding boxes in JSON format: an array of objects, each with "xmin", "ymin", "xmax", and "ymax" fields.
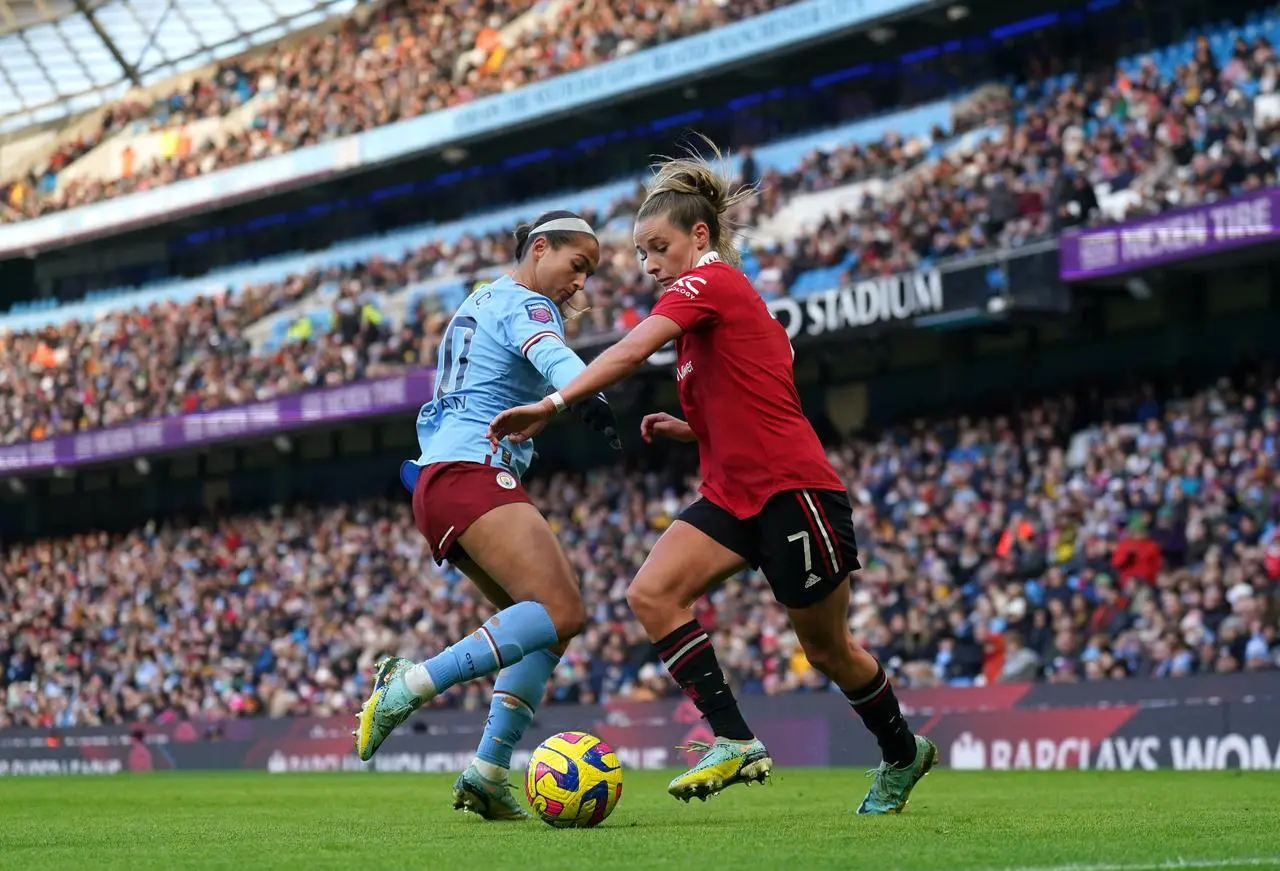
[
  {"xmin": 668, "ymin": 738, "xmax": 773, "ymax": 802},
  {"xmin": 857, "ymin": 735, "xmax": 938, "ymax": 815},
  {"xmin": 452, "ymin": 764, "xmax": 530, "ymax": 821},
  {"xmin": 353, "ymin": 656, "xmax": 422, "ymax": 762}
]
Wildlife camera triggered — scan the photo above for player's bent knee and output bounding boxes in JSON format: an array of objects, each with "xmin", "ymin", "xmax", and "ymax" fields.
[
  {"xmin": 542, "ymin": 594, "xmax": 586, "ymax": 642},
  {"xmin": 800, "ymin": 645, "xmax": 838, "ymax": 679},
  {"xmin": 558, "ymin": 598, "xmax": 587, "ymax": 641},
  {"xmin": 624, "ymin": 582, "xmax": 647, "ymax": 617},
  {"xmin": 626, "ymin": 579, "xmax": 674, "ymax": 626},
  {"xmin": 799, "ymin": 634, "xmax": 857, "ymax": 679}
]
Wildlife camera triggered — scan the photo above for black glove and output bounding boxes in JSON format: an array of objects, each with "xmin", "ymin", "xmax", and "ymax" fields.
[{"xmin": 579, "ymin": 392, "xmax": 622, "ymax": 450}]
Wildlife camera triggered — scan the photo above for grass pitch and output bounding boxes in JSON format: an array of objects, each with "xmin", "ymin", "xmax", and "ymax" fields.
[{"xmin": 1, "ymin": 770, "xmax": 1277, "ymax": 871}]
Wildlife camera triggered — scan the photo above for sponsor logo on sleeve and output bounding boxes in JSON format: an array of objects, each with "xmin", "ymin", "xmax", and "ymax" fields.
[{"xmin": 525, "ymin": 301, "xmax": 555, "ymax": 324}]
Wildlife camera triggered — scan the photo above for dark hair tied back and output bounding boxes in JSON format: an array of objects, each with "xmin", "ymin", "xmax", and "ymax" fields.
[{"xmin": 513, "ymin": 209, "xmax": 591, "ymax": 261}]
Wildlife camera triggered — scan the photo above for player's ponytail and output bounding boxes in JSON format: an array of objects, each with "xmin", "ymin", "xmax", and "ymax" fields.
[
  {"xmin": 513, "ymin": 209, "xmax": 596, "ymax": 261},
  {"xmin": 637, "ymin": 134, "xmax": 755, "ymax": 267},
  {"xmin": 512, "ymin": 222, "xmax": 536, "ymax": 260}
]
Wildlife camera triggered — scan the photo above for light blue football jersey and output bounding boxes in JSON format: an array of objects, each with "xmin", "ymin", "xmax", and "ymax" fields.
[{"xmin": 399, "ymin": 275, "xmax": 586, "ymax": 492}]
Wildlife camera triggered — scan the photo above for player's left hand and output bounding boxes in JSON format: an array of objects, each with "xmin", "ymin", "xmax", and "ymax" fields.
[
  {"xmin": 579, "ymin": 392, "xmax": 622, "ymax": 451},
  {"xmin": 488, "ymin": 401, "xmax": 553, "ymax": 448}
]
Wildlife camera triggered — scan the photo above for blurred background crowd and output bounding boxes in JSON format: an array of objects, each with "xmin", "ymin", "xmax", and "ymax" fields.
[
  {"xmin": 4, "ymin": 373, "xmax": 1277, "ymax": 728},
  {"xmin": 0, "ymin": 0, "xmax": 1277, "ymax": 729}
]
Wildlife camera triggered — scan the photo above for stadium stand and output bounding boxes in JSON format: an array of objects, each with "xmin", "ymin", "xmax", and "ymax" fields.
[
  {"xmin": 3, "ymin": 7, "xmax": 1280, "ymax": 447},
  {"xmin": 3, "ymin": 373, "xmax": 1277, "ymax": 729},
  {"xmin": 0, "ymin": 0, "xmax": 798, "ymax": 223},
  {"xmin": 0, "ymin": 112, "xmax": 956, "ymax": 446}
]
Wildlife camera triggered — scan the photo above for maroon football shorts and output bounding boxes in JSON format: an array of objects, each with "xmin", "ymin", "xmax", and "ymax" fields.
[{"xmin": 412, "ymin": 461, "xmax": 534, "ymax": 564}]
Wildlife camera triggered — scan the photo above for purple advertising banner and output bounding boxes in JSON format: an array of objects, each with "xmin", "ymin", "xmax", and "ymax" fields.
[
  {"xmin": 1, "ymin": 674, "xmax": 1278, "ymax": 776},
  {"xmin": 1058, "ymin": 187, "xmax": 1280, "ymax": 281},
  {"xmin": 0, "ymin": 368, "xmax": 434, "ymax": 476}
]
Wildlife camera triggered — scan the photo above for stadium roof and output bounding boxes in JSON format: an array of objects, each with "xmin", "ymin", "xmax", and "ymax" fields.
[{"xmin": 0, "ymin": 0, "xmax": 358, "ymax": 134}]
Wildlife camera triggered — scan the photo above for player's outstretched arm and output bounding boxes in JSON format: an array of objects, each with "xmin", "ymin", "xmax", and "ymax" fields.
[
  {"xmin": 524, "ymin": 335, "xmax": 622, "ymax": 450},
  {"xmin": 488, "ymin": 315, "xmax": 683, "ymax": 446}
]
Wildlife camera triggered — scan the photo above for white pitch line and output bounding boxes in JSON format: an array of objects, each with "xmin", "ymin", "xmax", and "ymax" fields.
[{"xmin": 960, "ymin": 859, "xmax": 1280, "ymax": 871}]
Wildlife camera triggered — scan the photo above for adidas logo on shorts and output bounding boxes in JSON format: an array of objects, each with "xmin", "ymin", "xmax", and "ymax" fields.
[{"xmin": 804, "ymin": 573, "xmax": 822, "ymax": 588}]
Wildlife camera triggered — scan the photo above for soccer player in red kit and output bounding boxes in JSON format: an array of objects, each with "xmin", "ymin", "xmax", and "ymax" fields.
[{"xmin": 489, "ymin": 142, "xmax": 937, "ymax": 814}]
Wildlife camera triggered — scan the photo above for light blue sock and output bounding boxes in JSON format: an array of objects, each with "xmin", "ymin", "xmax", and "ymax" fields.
[
  {"xmin": 421, "ymin": 600, "xmax": 559, "ymax": 696},
  {"xmin": 475, "ymin": 649, "xmax": 560, "ymax": 771}
]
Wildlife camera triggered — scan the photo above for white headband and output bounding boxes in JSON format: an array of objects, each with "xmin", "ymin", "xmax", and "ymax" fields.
[{"xmin": 530, "ymin": 216, "xmax": 596, "ymax": 238}]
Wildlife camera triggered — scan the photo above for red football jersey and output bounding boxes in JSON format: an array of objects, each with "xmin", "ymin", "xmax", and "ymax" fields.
[{"xmin": 649, "ymin": 251, "xmax": 844, "ymax": 518}]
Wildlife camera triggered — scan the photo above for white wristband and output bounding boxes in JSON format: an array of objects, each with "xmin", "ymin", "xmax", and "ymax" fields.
[{"xmin": 548, "ymin": 391, "xmax": 568, "ymax": 414}]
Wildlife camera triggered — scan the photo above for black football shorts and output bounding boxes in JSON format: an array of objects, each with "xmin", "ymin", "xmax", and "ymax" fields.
[{"xmin": 677, "ymin": 488, "xmax": 860, "ymax": 609}]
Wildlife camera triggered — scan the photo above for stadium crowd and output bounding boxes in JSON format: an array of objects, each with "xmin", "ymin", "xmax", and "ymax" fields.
[
  {"xmin": 4, "ymin": 20, "xmax": 1280, "ymax": 447},
  {"xmin": 0, "ymin": 0, "xmax": 795, "ymax": 223},
  {"xmin": 0, "ymin": 125, "xmax": 944, "ymax": 448},
  {"xmin": 807, "ymin": 30, "xmax": 1280, "ymax": 279},
  {"xmin": 2, "ymin": 374, "xmax": 1277, "ymax": 728}
]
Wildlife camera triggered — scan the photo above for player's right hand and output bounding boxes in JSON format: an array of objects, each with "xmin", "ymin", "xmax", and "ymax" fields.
[
  {"xmin": 489, "ymin": 401, "xmax": 554, "ymax": 448},
  {"xmin": 640, "ymin": 412, "xmax": 696, "ymax": 444}
]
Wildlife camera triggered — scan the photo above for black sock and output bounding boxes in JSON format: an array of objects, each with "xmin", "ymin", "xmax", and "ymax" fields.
[
  {"xmin": 654, "ymin": 620, "xmax": 754, "ymax": 741},
  {"xmin": 845, "ymin": 665, "xmax": 916, "ymax": 768}
]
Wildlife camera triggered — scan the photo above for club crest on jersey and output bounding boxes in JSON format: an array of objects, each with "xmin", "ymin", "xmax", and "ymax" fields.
[
  {"xmin": 495, "ymin": 471, "xmax": 518, "ymax": 490},
  {"xmin": 525, "ymin": 301, "xmax": 555, "ymax": 324}
]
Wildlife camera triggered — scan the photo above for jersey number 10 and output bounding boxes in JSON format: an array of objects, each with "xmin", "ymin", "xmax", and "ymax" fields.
[{"xmin": 436, "ymin": 316, "xmax": 478, "ymax": 400}]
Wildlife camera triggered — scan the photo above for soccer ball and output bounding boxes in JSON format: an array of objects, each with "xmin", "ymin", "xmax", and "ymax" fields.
[{"xmin": 525, "ymin": 731, "xmax": 624, "ymax": 828}]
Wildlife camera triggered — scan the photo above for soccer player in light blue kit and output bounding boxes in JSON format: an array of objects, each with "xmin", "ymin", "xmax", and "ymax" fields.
[{"xmin": 353, "ymin": 210, "xmax": 620, "ymax": 820}]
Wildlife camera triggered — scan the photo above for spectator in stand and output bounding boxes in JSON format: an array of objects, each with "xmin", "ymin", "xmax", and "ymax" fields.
[
  {"xmin": 2, "ymin": 374, "xmax": 1276, "ymax": 729},
  {"xmin": 1113, "ymin": 516, "xmax": 1165, "ymax": 587}
]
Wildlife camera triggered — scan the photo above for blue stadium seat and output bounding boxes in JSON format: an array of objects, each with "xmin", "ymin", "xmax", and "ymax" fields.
[{"xmin": 789, "ymin": 266, "xmax": 845, "ymax": 300}]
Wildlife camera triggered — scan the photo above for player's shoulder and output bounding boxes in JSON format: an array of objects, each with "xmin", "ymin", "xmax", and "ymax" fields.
[
  {"xmin": 660, "ymin": 255, "xmax": 754, "ymax": 315},
  {"xmin": 468, "ymin": 277, "xmax": 561, "ymax": 327},
  {"xmin": 682, "ymin": 252, "xmax": 751, "ymax": 292}
]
